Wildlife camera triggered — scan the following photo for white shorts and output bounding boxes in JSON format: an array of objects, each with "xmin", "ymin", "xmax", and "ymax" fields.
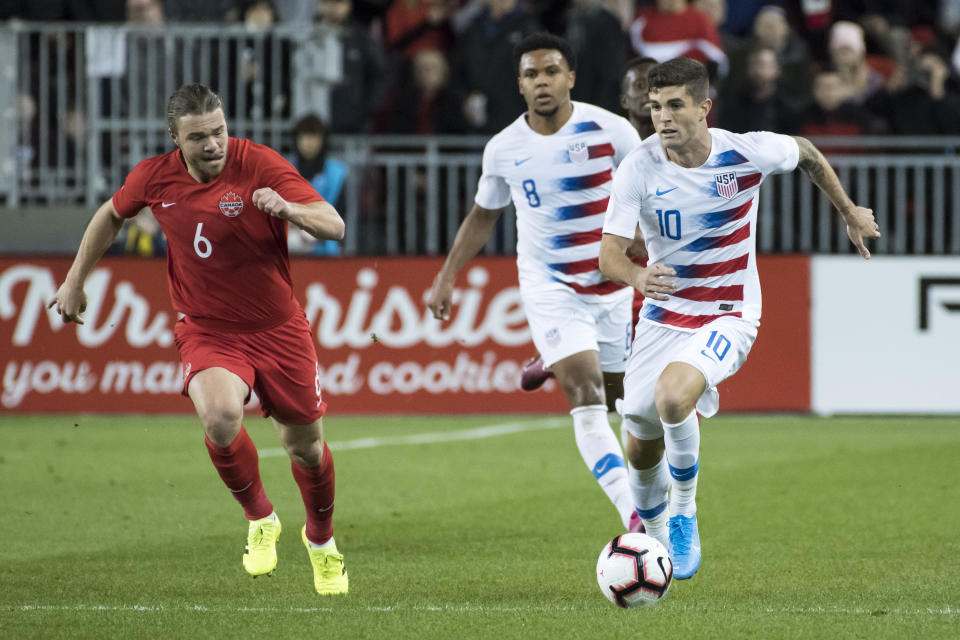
[
  {"xmin": 622, "ymin": 315, "xmax": 758, "ymax": 439},
  {"xmin": 522, "ymin": 286, "xmax": 633, "ymax": 373}
]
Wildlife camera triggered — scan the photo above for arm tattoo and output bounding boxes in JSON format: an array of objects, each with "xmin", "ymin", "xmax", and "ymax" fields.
[{"xmin": 794, "ymin": 136, "xmax": 827, "ymax": 185}]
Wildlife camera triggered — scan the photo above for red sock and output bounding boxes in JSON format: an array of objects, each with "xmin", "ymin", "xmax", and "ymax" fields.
[
  {"xmin": 204, "ymin": 426, "xmax": 273, "ymax": 520},
  {"xmin": 291, "ymin": 442, "xmax": 335, "ymax": 545}
]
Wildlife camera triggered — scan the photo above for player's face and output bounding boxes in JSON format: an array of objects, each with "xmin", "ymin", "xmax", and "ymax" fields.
[
  {"xmin": 649, "ymin": 85, "xmax": 709, "ymax": 152},
  {"xmin": 517, "ymin": 49, "xmax": 575, "ymax": 117},
  {"xmin": 621, "ymin": 65, "xmax": 654, "ymax": 119},
  {"xmin": 172, "ymin": 109, "xmax": 229, "ymax": 181}
]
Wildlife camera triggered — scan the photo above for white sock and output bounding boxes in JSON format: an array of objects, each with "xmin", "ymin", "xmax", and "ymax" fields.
[
  {"xmin": 307, "ymin": 536, "xmax": 336, "ymax": 550},
  {"xmin": 662, "ymin": 410, "xmax": 700, "ymax": 517},
  {"xmin": 571, "ymin": 404, "xmax": 634, "ymax": 528},
  {"xmin": 628, "ymin": 457, "xmax": 670, "ymax": 549}
]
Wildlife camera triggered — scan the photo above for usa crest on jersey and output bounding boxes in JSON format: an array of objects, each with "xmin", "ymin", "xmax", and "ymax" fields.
[
  {"xmin": 715, "ymin": 172, "xmax": 739, "ymax": 199},
  {"xmin": 568, "ymin": 141, "xmax": 589, "ymax": 164}
]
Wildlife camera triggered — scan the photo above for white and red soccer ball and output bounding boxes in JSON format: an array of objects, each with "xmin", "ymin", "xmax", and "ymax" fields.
[{"xmin": 596, "ymin": 533, "xmax": 673, "ymax": 608}]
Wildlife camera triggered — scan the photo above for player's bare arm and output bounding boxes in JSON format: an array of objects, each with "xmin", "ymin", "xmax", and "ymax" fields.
[
  {"xmin": 793, "ymin": 136, "xmax": 881, "ymax": 259},
  {"xmin": 626, "ymin": 226, "xmax": 648, "ymax": 262},
  {"xmin": 599, "ymin": 233, "xmax": 676, "ymax": 301},
  {"xmin": 48, "ymin": 198, "xmax": 126, "ymax": 324},
  {"xmin": 426, "ymin": 203, "xmax": 502, "ymax": 321},
  {"xmin": 252, "ymin": 188, "xmax": 345, "ymax": 241}
]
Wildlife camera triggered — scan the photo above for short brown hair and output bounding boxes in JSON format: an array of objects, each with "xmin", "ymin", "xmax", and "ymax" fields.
[
  {"xmin": 648, "ymin": 57, "xmax": 709, "ymax": 103},
  {"xmin": 166, "ymin": 84, "xmax": 224, "ymax": 133}
]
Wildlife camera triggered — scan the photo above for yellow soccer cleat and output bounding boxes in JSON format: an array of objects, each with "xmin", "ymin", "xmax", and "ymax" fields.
[
  {"xmin": 301, "ymin": 526, "xmax": 349, "ymax": 595},
  {"xmin": 243, "ymin": 515, "xmax": 282, "ymax": 576}
]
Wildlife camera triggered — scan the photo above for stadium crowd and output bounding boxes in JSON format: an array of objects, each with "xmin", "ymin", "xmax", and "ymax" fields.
[{"xmin": 4, "ymin": 0, "xmax": 960, "ymax": 137}]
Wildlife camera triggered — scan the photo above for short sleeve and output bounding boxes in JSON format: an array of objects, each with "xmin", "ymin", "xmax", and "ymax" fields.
[
  {"xmin": 255, "ymin": 145, "xmax": 323, "ymax": 204},
  {"xmin": 111, "ymin": 160, "xmax": 151, "ymax": 218},
  {"xmin": 611, "ymin": 117, "xmax": 642, "ymax": 167},
  {"xmin": 740, "ymin": 131, "xmax": 799, "ymax": 176},
  {"xmin": 603, "ymin": 154, "xmax": 645, "ymax": 239},
  {"xmin": 474, "ymin": 140, "xmax": 511, "ymax": 210}
]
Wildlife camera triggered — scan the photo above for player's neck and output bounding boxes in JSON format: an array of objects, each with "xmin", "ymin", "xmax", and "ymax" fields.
[
  {"xmin": 664, "ymin": 130, "xmax": 713, "ymax": 168},
  {"xmin": 525, "ymin": 101, "xmax": 574, "ymax": 136},
  {"xmin": 632, "ymin": 116, "xmax": 656, "ymax": 140}
]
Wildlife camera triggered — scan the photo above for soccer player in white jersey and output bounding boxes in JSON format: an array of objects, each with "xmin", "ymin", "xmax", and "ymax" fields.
[
  {"xmin": 427, "ymin": 33, "xmax": 643, "ymax": 532},
  {"xmin": 599, "ymin": 57, "xmax": 880, "ymax": 579}
]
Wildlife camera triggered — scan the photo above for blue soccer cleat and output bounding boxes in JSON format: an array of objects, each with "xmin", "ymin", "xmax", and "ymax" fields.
[{"xmin": 669, "ymin": 514, "xmax": 701, "ymax": 580}]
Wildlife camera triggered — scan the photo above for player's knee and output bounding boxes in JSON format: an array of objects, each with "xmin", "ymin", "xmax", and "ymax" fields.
[
  {"xmin": 626, "ymin": 434, "xmax": 664, "ymax": 468},
  {"xmin": 560, "ymin": 377, "xmax": 605, "ymax": 408},
  {"xmin": 287, "ymin": 439, "xmax": 323, "ymax": 467},
  {"xmin": 653, "ymin": 381, "xmax": 695, "ymax": 424},
  {"xmin": 197, "ymin": 403, "xmax": 244, "ymax": 444}
]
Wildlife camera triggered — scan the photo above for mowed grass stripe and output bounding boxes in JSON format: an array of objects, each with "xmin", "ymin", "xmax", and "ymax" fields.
[
  {"xmin": 260, "ymin": 416, "xmax": 570, "ymax": 457},
  {"xmin": 1, "ymin": 414, "xmax": 958, "ymax": 640}
]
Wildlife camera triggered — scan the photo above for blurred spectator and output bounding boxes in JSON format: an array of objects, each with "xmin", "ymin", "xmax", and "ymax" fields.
[
  {"xmin": 272, "ymin": 0, "xmax": 315, "ymax": 23},
  {"xmin": 317, "ymin": 0, "xmax": 385, "ymax": 133},
  {"xmin": 619, "ymin": 56, "xmax": 657, "ymax": 139},
  {"xmin": 713, "ymin": 0, "xmax": 764, "ymax": 38},
  {"xmin": 629, "ymin": 0, "xmax": 728, "ymax": 80},
  {"xmin": 566, "ymin": 0, "xmax": 628, "ymax": 114},
  {"xmin": 451, "ymin": 0, "xmax": 539, "ymax": 134},
  {"xmin": 743, "ymin": 6, "xmax": 812, "ymax": 109},
  {"xmin": 0, "ymin": 0, "xmax": 125, "ymax": 19},
  {"xmin": 287, "ymin": 115, "xmax": 346, "ymax": 255},
  {"xmin": 693, "ymin": 0, "xmax": 736, "ymax": 50},
  {"xmin": 162, "ymin": 0, "xmax": 233, "ymax": 21},
  {"xmin": 828, "ymin": 20, "xmax": 885, "ymax": 105},
  {"xmin": 382, "ymin": 48, "xmax": 469, "ymax": 134},
  {"xmin": 385, "ymin": 0, "xmax": 452, "ymax": 59},
  {"xmin": 719, "ymin": 45, "xmax": 798, "ymax": 134},
  {"xmin": 865, "ymin": 48, "xmax": 960, "ymax": 134},
  {"xmin": 127, "ymin": 0, "xmax": 163, "ymax": 22},
  {"xmin": 233, "ymin": 0, "xmax": 291, "ymax": 118},
  {"xmin": 795, "ymin": 69, "xmax": 871, "ymax": 137}
]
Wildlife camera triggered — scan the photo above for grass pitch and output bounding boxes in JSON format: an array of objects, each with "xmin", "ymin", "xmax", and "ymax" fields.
[{"xmin": 1, "ymin": 413, "xmax": 958, "ymax": 639}]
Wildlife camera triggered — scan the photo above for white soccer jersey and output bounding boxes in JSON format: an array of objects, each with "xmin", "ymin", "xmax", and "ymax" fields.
[
  {"xmin": 603, "ymin": 128, "xmax": 799, "ymax": 330},
  {"xmin": 475, "ymin": 101, "xmax": 641, "ymax": 299}
]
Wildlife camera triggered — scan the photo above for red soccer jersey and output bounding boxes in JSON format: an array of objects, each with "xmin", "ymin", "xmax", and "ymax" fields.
[{"xmin": 112, "ymin": 137, "xmax": 323, "ymax": 331}]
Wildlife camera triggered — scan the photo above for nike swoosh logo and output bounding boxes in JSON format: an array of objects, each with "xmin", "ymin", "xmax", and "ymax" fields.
[
  {"xmin": 514, "ymin": 157, "xmax": 533, "ymax": 166},
  {"xmin": 655, "ymin": 187, "xmax": 678, "ymax": 196},
  {"xmin": 161, "ymin": 202, "xmax": 176, "ymax": 207}
]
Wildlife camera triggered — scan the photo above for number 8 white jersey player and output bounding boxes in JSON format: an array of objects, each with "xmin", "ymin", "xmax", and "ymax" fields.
[
  {"xmin": 427, "ymin": 33, "xmax": 644, "ymax": 533},
  {"xmin": 599, "ymin": 57, "xmax": 880, "ymax": 580}
]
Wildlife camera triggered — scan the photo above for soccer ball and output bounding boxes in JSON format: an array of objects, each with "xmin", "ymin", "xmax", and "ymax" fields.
[{"xmin": 596, "ymin": 533, "xmax": 673, "ymax": 608}]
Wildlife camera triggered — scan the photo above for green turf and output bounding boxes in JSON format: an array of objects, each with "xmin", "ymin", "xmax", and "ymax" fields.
[{"xmin": 1, "ymin": 413, "xmax": 958, "ymax": 639}]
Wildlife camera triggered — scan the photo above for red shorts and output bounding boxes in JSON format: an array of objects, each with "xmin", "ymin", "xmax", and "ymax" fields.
[{"xmin": 174, "ymin": 310, "xmax": 327, "ymax": 424}]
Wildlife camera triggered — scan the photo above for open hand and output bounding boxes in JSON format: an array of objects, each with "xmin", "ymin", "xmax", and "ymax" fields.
[{"xmin": 635, "ymin": 264, "xmax": 677, "ymax": 301}]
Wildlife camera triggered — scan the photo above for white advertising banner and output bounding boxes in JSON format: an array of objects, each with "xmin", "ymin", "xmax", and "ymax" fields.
[{"xmin": 812, "ymin": 256, "xmax": 960, "ymax": 414}]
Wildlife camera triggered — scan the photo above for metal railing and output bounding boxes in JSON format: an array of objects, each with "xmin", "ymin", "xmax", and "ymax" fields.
[{"xmin": 2, "ymin": 22, "xmax": 960, "ymax": 256}]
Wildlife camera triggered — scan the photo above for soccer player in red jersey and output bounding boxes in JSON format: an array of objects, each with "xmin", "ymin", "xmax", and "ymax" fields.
[{"xmin": 49, "ymin": 84, "xmax": 349, "ymax": 596}]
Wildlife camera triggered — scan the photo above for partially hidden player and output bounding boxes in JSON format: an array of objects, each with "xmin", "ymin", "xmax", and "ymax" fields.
[{"xmin": 427, "ymin": 34, "xmax": 644, "ymax": 532}]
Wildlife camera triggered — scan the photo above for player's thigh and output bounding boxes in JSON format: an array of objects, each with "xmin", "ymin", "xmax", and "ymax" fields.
[
  {"xmin": 522, "ymin": 287, "xmax": 601, "ymax": 369},
  {"xmin": 247, "ymin": 311, "xmax": 327, "ymax": 425},
  {"xmin": 175, "ymin": 319, "xmax": 253, "ymax": 432},
  {"xmin": 594, "ymin": 290, "xmax": 633, "ymax": 375},
  {"xmin": 670, "ymin": 316, "xmax": 758, "ymax": 417},
  {"xmin": 621, "ymin": 322, "xmax": 688, "ymax": 439}
]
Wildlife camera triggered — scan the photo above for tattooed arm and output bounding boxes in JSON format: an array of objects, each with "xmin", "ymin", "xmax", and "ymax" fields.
[{"xmin": 792, "ymin": 136, "xmax": 880, "ymax": 259}]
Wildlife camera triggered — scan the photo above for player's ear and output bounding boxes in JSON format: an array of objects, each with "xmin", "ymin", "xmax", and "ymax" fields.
[
  {"xmin": 568, "ymin": 69, "xmax": 576, "ymax": 90},
  {"xmin": 169, "ymin": 128, "xmax": 178, "ymax": 145},
  {"xmin": 700, "ymin": 97, "xmax": 712, "ymax": 121}
]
